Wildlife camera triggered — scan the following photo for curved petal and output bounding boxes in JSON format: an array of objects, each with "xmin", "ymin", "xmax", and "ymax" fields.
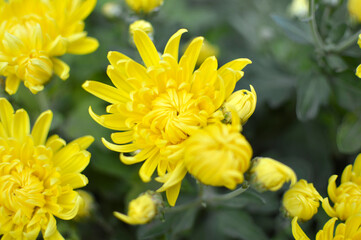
[
  {"xmin": 163, "ymin": 29, "xmax": 188, "ymax": 61},
  {"xmin": 133, "ymin": 29, "xmax": 160, "ymax": 67},
  {"xmin": 31, "ymin": 110, "xmax": 53, "ymax": 146}
]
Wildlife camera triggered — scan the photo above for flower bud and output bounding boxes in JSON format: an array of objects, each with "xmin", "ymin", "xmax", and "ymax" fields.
[
  {"xmin": 184, "ymin": 119, "xmax": 252, "ymax": 190},
  {"xmin": 125, "ymin": 0, "xmax": 163, "ymax": 14},
  {"xmin": 348, "ymin": 0, "xmax": 361, "ymax": 22},
  {"xmin": 222, "ymin": 85, "xmax": 257, "ymax": 125},
  {"xmin": 102, "ymin": 2, "xmax": 122, "ymax": 19},
  {"xmin": 129, "ymin": 20, "xmax": 154, "ymax": 42},
  {"xmin": 249, "ymin": 157, "xmax": 297, "ymax": 192},
  {"xmin": 288, "ymin": 0, "xmax": 309, "ymax": 18},
  {"xmin": 75, "ymin": 190, "xmax": 95, "ymax": 220},
  {"xmin": 114, "ymin": 192, "xmax": 159, "ymax": 225},
  {"xmin": 283, "ymin": 179, "xmax": 322, "ymax": 221}
]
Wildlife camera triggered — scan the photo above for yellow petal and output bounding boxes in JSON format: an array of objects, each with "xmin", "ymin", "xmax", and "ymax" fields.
[
  {"xmin": 163, "ymin": 29, "xmax": 188, "ymax": 61},
  {"xmin": 70, "ymin": 135, "xmax": 94, "ymax": 150},
  {"xmin": 111, "ymin": 131, "xmax": 134, "ymax": 144},
  {"xmin": 179, "ymin": 37, "xmax": 204, "ymax": 79},
  {"xmin": 43, "ymin": 214, "xmax": 57, "ymax": 238},
  {"xmin": 139, "ymin": 153, "xmax": 159, "ymax": 182},
  {"xmin": 5, "ymin": 75, "xmax": 21, "ymax": 95},
  {"xmin": 53, "ymin": 58, "xmax": 69, "ymax": 80},
  {"xmin": 46, "ymin": 134, "xmax": 66, "ymax": 153},
  {"xmin": 166, "ymin": 183, "xmax": 182, "ymax": 207},
  {"xmin": 114, "ymin": 211, "xmax": 137, "ymax": 225},
  {"xmin": 0, "ymin": 98, "xmax": 14, "ymax": 136},
  {"xmin": 354, "ymin": 153, "xmax": 361, "ymax": 176},
  {"xmin": 61, "ymin": 173, "xmax": 88, "ymax": 189},
  {"xmin": 12, "ymin": 109, "xmax": 30, "ymax": 142},
  {"xmin": 0, "ymin": 62, "xmax": 7, "ymax": 73},
  {"xmin": 31, "ymin": 110, "xmax": 53, "ymax": 146},
  {"xmin": 88, "ymin": 106, "xmax": 130, "ymax": 131},
  {"xmin": 156, "ymin": 163, "xmax": 187, "ymax": 191},
  {"xmin": 120, "ymin": 147, "xmax": 158, "ymax": 165},
  {"xmin": 357, "ymin": 64, "xmax": 361, "ymax": 78},
  {"xmin": 107, "ymin": 51, "xmax": 131, "ymax": 66},
  {"xmin": 291, "ymin": 217, "xmax": 310, "ymax": 240},
  {"xmin": 47, "ymin": 36, "xmax": 67, "ymax": 56},
  {"xmin": 57, "ymin": 151, "xmax": 91, "ymax": 174},
  {"xmin": 133, "ymin": 29, "xmax": 160, "ymax": 67},
  {"xmin": 102, "ymin": 137, "xmax": 139, "ymax": 152},
  {"xmin": 83, "ymin": 80, "xmax": 129, "ymax": 103},
  {"xmin": 322, "ymin": 197, "xmax": 337, "ymax": 218},
  {"xmin": 56, "ymin": 191, "xmax": 81, "ymax": 220},
  {"xmin": 67, "ymin": 37, "xmax": 99, "ymax": 55}
]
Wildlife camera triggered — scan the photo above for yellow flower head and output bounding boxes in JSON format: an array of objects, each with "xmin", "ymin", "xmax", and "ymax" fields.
[
  {"xmin": 222, "ymin": 85, "xmax": 257, "ymax": 125},
  {"xmin": 288, "ymin": 0, "xmax": 309, "ymax": 18},
  {"xmin": 75, "ymin": 190, "xmax": 95, "ymax": 220},
  {"xmin": 292, "ymin": 215, "xmax": 361, "ymax": 240},
  {"xmin": 348, "ymin": 0, "xmax": 361, "ymax": 22},
  {"xmin": 183, "ymin": 115, "xmax": 252, "ymax": 190},
  {"xmin": 283, "ymin": 179, "xmax": 322, "ymax": 221},
  {"xmin": 323, "ymin": 154, "xmax": 361, "ymax": 220},
  {"xmin": 83, "ymin": 29, "xmax": 251, "ymax": 206},
  {"xmin": 0, "ymin": 0, "xmax": 98, "ymax": 95},
  {"xmin": 114, "ymin": 193, "xmax": 157, "ymax": 225},
  {"xmin": 357, "ymin": 35, "xmax": 361, "ymax": 78},
  {"xmin": 0, "ymin": 98, "xmax": 93, "ymax": 239},
  {"xmin": 249, "ymin": 157, "xmax": 297, "ymax": 192},
  {"xmin": 129, "ymin": 20, "xmax": 154, "ymax": 41},
  {"xmin": 125, "ymin": 0, "xmax": 163, "ymax": 14}
]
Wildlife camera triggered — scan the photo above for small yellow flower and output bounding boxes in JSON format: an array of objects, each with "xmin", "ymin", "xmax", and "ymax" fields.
[
  {"xmin": 222, "ymin": 85, "xmax": 257, "ymax": 125},
  {"xmin": 249, "ymin": 157, "xmax": 297, "ymax": 192},
  {"xmin": 114, "ymin": 193, "xmax": 157, "ymax": 225},
  {"xmin": 348, "ymin": 0, "xmax": 361, "ymax": 22},
  {"xmin": 125, "ymin": 0, "xmax": 163, "ymax": 14},
  {"xmin": 83, "ymin": 28, "xmax": 251, "ymax": 206},
  {"xmin": 196, "ymin": 39, "xmax": 219, "ymax": 66},
  {"xmin": 292, "ymin": 215, "xmax": 361, "ymax": 240},
  {"xmin": 0, "ymin": 0, "xmax": 98, "ymax": 95},
  {"xmin": 288, "ymin": 0, "xmax": 309, "ymax": 18},
  {"xmin": 129, "ymin": 20, "xmax": 154, "ymax": 41},
  {"xmin": 357, "ymin": 35, "xmax": 361, "ymax": 78},
  {"xmin": 183, "ymin": 115, "xmax": 252, "ymax": 190},
  {"xmin": 283, "ymin": 179, "xmax": 322, "ymax": 221},
  {"xmin": 75, "ymin": 190, "xmax": 95, "ymax": 220},
  {"xmin": 323, "ymin": 154, "xmax": 361, "ymax": 220},
  {"xmin": 0, "ymin": 98, "xmax": 93, "ymax": 240}
]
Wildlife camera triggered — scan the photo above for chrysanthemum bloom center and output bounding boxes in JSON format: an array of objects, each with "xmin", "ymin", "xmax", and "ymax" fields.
[{"xmin": 141, "ymin": 89, "xmax": 203, "ymax": 145}]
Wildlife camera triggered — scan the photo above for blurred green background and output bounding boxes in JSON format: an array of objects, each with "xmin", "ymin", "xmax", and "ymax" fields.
[{"xmin": 2, "ymin": 0, "xmax": 361, "ymax": 239}]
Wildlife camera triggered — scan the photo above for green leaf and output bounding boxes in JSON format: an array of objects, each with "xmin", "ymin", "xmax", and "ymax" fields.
[
  {"xmin": 337, "ymin": 113, "xmax": 361, "ymax": 153},
  {"xmin": 271, "ymin": 15, "xmax": 312, "ymax": 44},
  {"xmin": 296, "ymin": 74, "xmax": 331, "ymax": 121},
  {"xmin": 218, "ymin": 210, "xmax": 268, "ymax": 240}
]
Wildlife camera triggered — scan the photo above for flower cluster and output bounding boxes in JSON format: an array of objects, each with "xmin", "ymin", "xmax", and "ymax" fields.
[
  {"xmin": 0, "ymin": 0, "xmax": 98, "ymax": 95},
  {"xmin": 0, "ymin": 98, "xmax": 93, "ymax": 239},
  {"xmin": 83, "ymin": 29, "xmax": 255, "ymax": 206}
]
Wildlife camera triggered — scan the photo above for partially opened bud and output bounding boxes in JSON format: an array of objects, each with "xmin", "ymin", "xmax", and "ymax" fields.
[
  {"xmin": 129, "ymin": 20, "xmax": 154, "ymax": 42},
  {"xmin": 283, "ymin": 179, "xmax": 322, "ymax": 221},
  {"xmin": 114, "ymin": 192, "xmax": 160, "ymax": 225},
  {"xmin": 249, "ymin": 157, "xmax": 297, "ymax": 192},
  {"xmin": 125, "ymin": 0, "xmax": 163, "ymax": 14},
  {"xmin": 222, "ymin": 85, "xmax": 257, "ymax": 125}
]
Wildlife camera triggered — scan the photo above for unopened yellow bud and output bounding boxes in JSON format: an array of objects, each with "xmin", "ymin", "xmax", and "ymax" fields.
[
  {"xmin": 283, "ymin": 179, "xmax": 322, "ymax": 221},
  {"xmin": 129, "ymin": 20, "xmax": 154, "ymax": 41},
  {"xmin": 196, "ymin": 39, "xmax": 219, "ymax": 66},
  {"xmin": 184, "ymin": 119, "xmax": 252, "ymax": 190},
  {"xmin": 348, "ymin": 0, "xmax": 361, "ymax": 22},
  {"xmin": 357, "ymin": 35, "xmax": 361, "ymax": 78},
  {"xmin": 102, "ymin": 2, "xmax": 122, "ymax": 19},
  {"xmin": 125, "ymin": 0, "xmax": 163, "ymax": 14},
  {"xmin": 223, "ymin": 85, "xmax": 257, "ymax": 125},
  {"xmin": 249, "ymin": 157, "xmax": 297, "ymax": 192},
  {"xmin": 114, "ymin": 193, "xmax": 157, "ymax": 225},
  {"xmin": 288, "ymin": 0, "xmax": 309, "ymax": 18},
  {"xmin": 75, "ymin": 190, "xmax": 95, "ymax": 220}
]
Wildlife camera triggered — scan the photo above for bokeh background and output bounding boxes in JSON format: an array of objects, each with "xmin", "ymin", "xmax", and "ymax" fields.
[{"xmin": 2, "ymin": 0, "xmax": 361, "ymax": 239}]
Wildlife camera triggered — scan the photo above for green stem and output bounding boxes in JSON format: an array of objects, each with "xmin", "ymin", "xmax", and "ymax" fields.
[
  {"xmin": 334, "ymin": 30, "xmax": 361, "ymax": 52},
  {"xmin": 309, "ymin": 0, "xmax": 324, "ymax": 50},
  {"xmin": 209, "ymin": 184, "xmax": 249, "ymax": 202}
]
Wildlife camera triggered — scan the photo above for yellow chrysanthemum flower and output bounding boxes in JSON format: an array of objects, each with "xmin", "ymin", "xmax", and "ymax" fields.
[
  {"xmin": 0, "ymin": 0, "xmax": 98, "ymax": 95},
  {"xmin": 222, "ymin": 85, "xmax": 257, "ymax": 125},
  {"xmin": 357, "ymin": 35, "xmax": 361, "ymax": 78},
  {"xmin": 83, "ymin": 29, "xmax": 251, "ymax": 206},
  {"xmin": 292, "ymin": 215, "xmax": 361, "ymax": 240},
  {"xmin": 129, "ymin": 20, "xmax": 154, "ymax": 40},
  {"xmin": 323, "ymin": 154, "xmax": 361, "ymax": 220},
  {"xmin": 283, "ymin": 179, "xmax": 322, "ymax": 221},
  {"xmin": 288, "ymin": 0, "xmax": 309, "ymax": 18},
  {"xmin": 0, "ymin": 98, "xmax": 93, "ymax": 240},
  {"xmin": 348, "ymin": 0, "xmax": 361, "ymax": 22},
  {"xmin": 125, "ymin": 0, "xmax": 163, "ymax": 14},
  {"xmin": 114, "ymin": 193, "xmax": 157, "ymax": 225},
  {"xmin": 249, "ymin": 157, "xmax": 297, "ymax": 192},
  {"xmin": 181, "ymin": 114, "xmax": 252, "ymax": 190}
]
